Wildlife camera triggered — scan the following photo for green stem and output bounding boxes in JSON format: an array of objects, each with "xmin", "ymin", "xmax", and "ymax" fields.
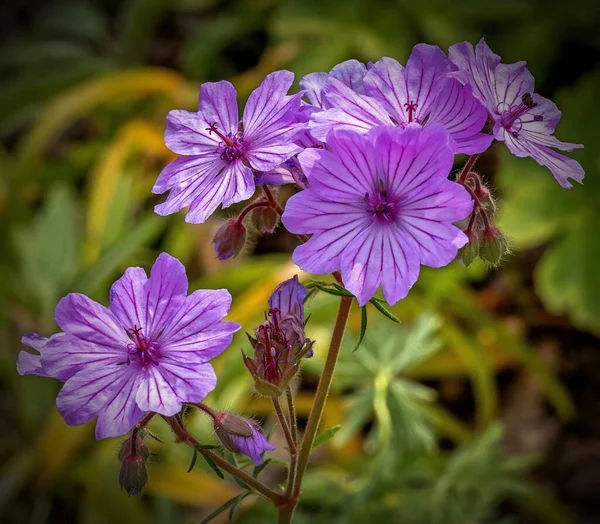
[
  {"xmin": 279, "ymin": 296, "xmax": 353, "ymax": 523},
  {"xmin": 285, "ymin": 387, "xmax": 299, "ymax": 498},
  {"xmin": 272, "ymin": 397, "xmax": 297, "ymax": 455},
  {"xmin": 164, "ymin": 415, "xmax": 285, "ymax": 506}
]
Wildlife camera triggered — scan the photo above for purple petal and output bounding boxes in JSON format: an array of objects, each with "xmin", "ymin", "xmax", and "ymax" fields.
[
  {"xmin": 232, "ymin": 423, "xmax": 275, "ymax": 466},
  {"xmin": 56, "ymin": 293, "xmax": 129, "ymax": 351},
  {"xmin": 135, "ymin": 361, "xmax": 217, "ymax": 416},
  {"xmin": 503, "ymin": 131, "xmax": 584, "ymax": 188},
  {"xmin": 152, "ymin": 155, "xmax": 223, "ymax": 195},
  {"xmin": 42, "ymin": 334, "xmax": 123, "ymax": 381},
  {"xmin": 145, "ymin": 253, "xmax": 188, "ymax": 337},
  {"xmin": 427, "ymin": 81, "xmax": 493, "ymax": 154},
  {"xmin": 160, "ymin": 289, "xmax": 239, "ymax": 362},
  {"xmin": 340, "ymin": 225, "xmax": 421, "ymax": 306},
  {"xmin": 18, "ymin": 333, "xmax": 52, "ymax": 377},
  {"xmin": 448, "ymin": 39, "xmax": 503, "ymax": 111},
  {"xmin": 109, "ymin": 267, "xmax": 149, "ymax": 333},
  {"xmin": 245, "ymin": 140, "xmax": 303, "ymax": 172},
  {"xmin": 243, "ymin": 70, "xmax": 303, "ymax": 145},
  {"xmin": 282, "ymin": 187, "xmax": 366, "ymax": 234},
  {"xmin": 371, "ymin": 124, "xmax": 453, "ymax": 196},
  {"xmin": 198, "ymin": 80, "xmax": 239, "ymax": 136},
  {"xmin": 330, "ymin": 59, "xmax": 368, "ymax": 94},
  {"xmin": 56, "ymin": 363, "xmax": 143, "ymax": 439},
  {"xmin": 164, "ymin": 110, "xmax": 220, "ymax": 156},
  {"xmin": 309, "ymin": 78, "xmax": 392, "ymax": 142},
  {"xmin": 296, "ymin": 134, "xmax": 377, "ymax": 199},
  {"xmin": 268, "ymin": 276, "xmax": 307, "ymax": 321},
  {"xmin": 300, "ymin": 72, "xmax": 329, "ymax": 108},
  {"xmin": 254, "ymin": 165, "xmax": 296, "ymax": 187},
  {"xmin": 219, "ymin": 160, "xmax": 255, "ymax": 208}
]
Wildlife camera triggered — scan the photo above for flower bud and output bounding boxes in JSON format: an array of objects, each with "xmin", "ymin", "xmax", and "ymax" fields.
[
  {"xmin": 250, "ymin": 206, "xmax": 279, "ymax": 234},
  {"xmin": 119, "ymin": 454, "xmax": 148, "ymax": 495},
  {"xmin": 213, "ymin": 415, "xmax": 275, "ymax": 466},
  {"xmin": 479, "ymin": 227, "xmax": 508, "ymax": 265},
  {"xmin": 212, "ymin": 219, "xmax": 246, "ymax": 260},
  {"xmin": 457, "ymin": 231, "xmax": 479, "ymax": 267}
]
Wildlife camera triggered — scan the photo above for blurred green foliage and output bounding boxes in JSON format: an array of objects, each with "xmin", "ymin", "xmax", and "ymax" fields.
[{"xmin": 1, "ymin": 0, "xmax": 597, "ymax": 522}]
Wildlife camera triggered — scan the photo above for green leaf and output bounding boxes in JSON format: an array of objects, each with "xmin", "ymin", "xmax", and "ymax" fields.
[
  {"xmin": 369, "ymin": 297, "xmax": 401, "ymax": 323},
  {"xmin": 199, "ymin": 492, "xmax": 250, "ymax": 524},
  {"xmin": 309, "ymin": 280, "xmax": 355, "ymax": 298},
  {"xmin": 352, "ymin": 306, "xmax": 368, "ymax": 352},
  {"xmin": 311, "ymin": 426, "xmax": 341, "ymax": 449},
  {"xmin": 187, "ymin": 447, "xmax": 198, "ymax": 473},
  {"xmin": 197, "ymin": 448, "xmax": 224, "ymax": 479},
  {"xmin": 252, "ymin": 458, "xmax": 271, "ymax": 478}
]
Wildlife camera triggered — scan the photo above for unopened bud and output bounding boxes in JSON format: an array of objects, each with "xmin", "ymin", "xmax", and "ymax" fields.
[
  {"xmin": 213, "ymin": 412, "xmax": 253, "ymax": 453},
  {"xmin": 119, "ymin": 453, "xmax": 147, "ymax": 495},
  {"xmin": 457, "ymin": 231, "xmax": 480, "ymax": 267},
  {"xmin": 212, "ymin": 219, "xmax": 246, "ymax": 260},
  {"xmin": 479, "ymin": 227, "xmax": 508, "ymax": 265},
  {"xmin": 250, "ymin": 206, "xmax": 279, "ymax": 234}
]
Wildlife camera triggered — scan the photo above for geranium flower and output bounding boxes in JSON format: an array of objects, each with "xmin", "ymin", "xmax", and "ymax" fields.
[
  {"xmin": 153, "ymin": 71, "xmax": 305, "ymax": 223},
  {"xmin": 308, "ymin": 44, "xmax": 493, "ymax": 155},
  {"xmin": 17, "ymin": 253, "xmax": 240, "ymax": 439},
  {"xmin": 448, "ymin": 38, "xmax": 584, "ymax": 188},
  {"xmin": 282, "ymin": 125, "xmax": 473, "ymax": 306}
]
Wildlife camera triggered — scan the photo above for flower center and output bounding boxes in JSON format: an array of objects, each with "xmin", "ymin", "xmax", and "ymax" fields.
[
  {"xmin": 126, "ymin": 325, "xmax": 159, "ymax": 366},
  {"xmin": 498, "ymin": 92, "xmax": 543, "ymax": 137},
  {"xmin": 404, "ymin": 101, "xmax": 418, "ymax": 123},
  {"xmin": 365, "ymin": 190, "xmax": 397, "ymax": 221},
  {"xmin": 205, "ymin": 122, "xmax": 245, "ymax": 162}
]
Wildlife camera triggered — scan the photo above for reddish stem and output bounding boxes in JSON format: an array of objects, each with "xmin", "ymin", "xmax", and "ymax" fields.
[
  {"xmin": 457, "ymin": 154, "xmax": 480, "ymax": 183},
  {"xmin": 236, "ymin": 200, "xmax": 271, "ymax": 224}
]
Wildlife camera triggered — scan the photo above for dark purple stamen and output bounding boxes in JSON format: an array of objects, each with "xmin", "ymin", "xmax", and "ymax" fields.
[
  {"xmin": 205, "ymin": 122, "xmax": 245, "ymax": 162},
  {"xmin": 404, "ymin": 101, "xmax": 418, "ymax": 123}
]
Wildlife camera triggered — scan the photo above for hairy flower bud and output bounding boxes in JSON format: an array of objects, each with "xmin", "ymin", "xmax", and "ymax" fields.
[
  {"xmin": 212, "ymin": 219, "xmax": 246, "ymax": 260},
  {"xmin": 118, "ymin": 431, "xmax": 149, "ymax": 495},
  {"xmin": 250, "ymin": 206, "xmax": 279, "ymax": 234},
  {"xmin": 119, "ymin": 454, "xmax": 148, "ymax": 495},
  {"xmin": 213, "ymin": 415, "xmax": 274, "ymax": 466},
  {"xmin": 457, "ymin": 231, "xmax": 479, "ymax": 267},
  {"xmin": 479, "ymin": 227, "xmax": 508, "ymax": 265}
]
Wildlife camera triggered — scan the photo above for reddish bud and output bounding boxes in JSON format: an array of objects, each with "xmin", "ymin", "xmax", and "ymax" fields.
[
  {"xmin": 119, "ymin": 454, "xmax": 147, "ymax": 495},
  {"xmin": 212, "ymin": 219, "xmax": 246, "ymax": 260},
  {"xmin": 250, "ymin": 206, "xmax": 279, "ymax": 234},
  {"xmin": 213, "ymin": 412, "xmax": 254, "ymax": 453}
]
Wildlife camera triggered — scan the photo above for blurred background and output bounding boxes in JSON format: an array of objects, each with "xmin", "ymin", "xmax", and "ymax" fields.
[{"xmin": 0, "ymin": 0, "xmax": 599, "ymax": 522}]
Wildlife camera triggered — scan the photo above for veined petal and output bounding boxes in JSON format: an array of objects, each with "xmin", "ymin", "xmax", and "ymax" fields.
[
  {"xmin": 297, "ymin": 133, "xmax": 376, "ymax": 199},
  {"xmin": 109, "ymin": 267, "xmax": 149, "ymax": 333},
  {"xmin": 135, "ymin": 361, "xmax": 217, "ymax": 416},
  {"xmin": 245, "ymin": 140, "xmax": 303, "ymax": 172},
  {"xmin": 18, "ymin": 333, "xmax": 52, "ymax": 377},
  {"xmin": 494, "ymin": 61, "xmax": 534, "ymax": 111},
  {"xmin": 330, "ymin": 59, "xmax": 368, "ymax": 94},
  {"xmin": 164, "ymin": 110, "xmax": 220, "ymax": 156},
  {"xmin": 448, "ymin": 39, "xmax": 503, "ymax": 111},
  {"xmin": 56, "ymin": 294, "xmax": 129, "ymax": 351},
  {"xmin": 42, "ymin": 334, "xmax": 124, "ymax": 381},
  {"xmin": 371, "ymin": 124, "xmax": 453, "ymax": 197},
  {"xmin": 243, "ymin": 70, "xmax": 299, "ymax": 140},
  {"xmin": 219, "ymin": 160, "xmax": 255, "ymax": 208},
  {"xmin": 309, "ymin": 78, "xmax": 393, "ymax": 142},
  {"xmin": 198, "ymin": 81, "xmax": 239, "ymax": 136},
  {"xmin": 427, "ymin": 81, "xmax": 493, "ymax": 155},
  {"xmin": 146, "ymin": 253, "xmax": 188, "ymax": 338},
  {"xmin": 57, "ymin": 364, "xmax": 143, "ymax": 439},
  {"xmin": 300, "ymin": 72, "xmax": 329, "ymax": 108},
  {"xmin": 152, "ymin": 154, "xmax": 222, "ymax": 195},
  {"xmin": 503, "ymin": 132, "xmax": 584, "ymax": 188},
  {"xmin": 402, "ymin": 178, "xmax": 474, "ymax": 223},
  {"xmin": 282, "ymin": 189, "xmax": 366, "ymax": 233},
  {"xmin": 160, "ymin": 289, "xmax": 239, "ymax": 361},
  {"xmin": 364, "ymin": 57, "xmax": 409, "ymax": 123},
  {"xmin": 269, "ymin": 275, "xmax": 307, "ymax": 321}
]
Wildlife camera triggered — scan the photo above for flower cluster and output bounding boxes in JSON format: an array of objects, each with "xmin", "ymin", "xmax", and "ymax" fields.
[{"xmin": 17, "ymin": 38, "xmax": 583, "ymax": 502}]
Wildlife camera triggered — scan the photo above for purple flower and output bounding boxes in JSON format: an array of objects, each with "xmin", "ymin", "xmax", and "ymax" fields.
[
  {"xmin": 153, "ymin": 71, "xmax": 305, "ymax": 223},
  {"xmin": 448, "ymin": 38, "xmax": 584, "ymax": 188},
  {"xmin": 17, "ymin": 333, "xmax": 57, "ymax": 377},
  {"xmin": 231, "ymin": 421, "xmax": 275, "ymax": 466},
  {"xmin": 282, "ymin": 125, "xmax": 473, "ymax": 306},
  {"xmin": 308, "ymin": 45, "xmax": 493, "ymax": 155},
  {"xmin": 17, "ymin": 253, "xmax": 240, "ymax": 439}
]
